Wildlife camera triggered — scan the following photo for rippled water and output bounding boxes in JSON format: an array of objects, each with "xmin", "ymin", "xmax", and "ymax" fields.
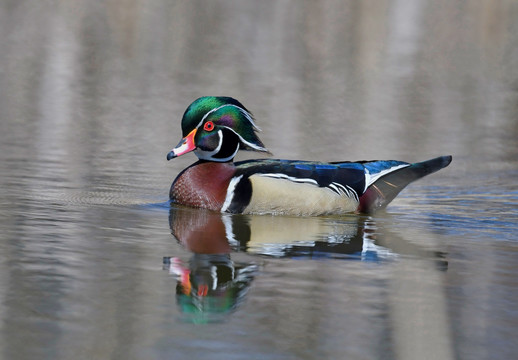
[{"xmin": 1, "ymin": 1, "xmax": 517, "ymax": 359}]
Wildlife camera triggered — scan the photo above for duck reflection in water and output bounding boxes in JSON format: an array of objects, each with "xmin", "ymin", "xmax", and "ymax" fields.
[
  {"xmin": 164, "ymin": 207, "xmax": 258, "ymax": 323},
  {"xmin": 163, "ymin": 255, "xmax": 257, "ymax": 324},
  {"xmin": 165, "ymin": 206, "xmax": 447, "ymax": 322},
  {"xmin": 167, "ymin": 206, "xmax": 393, "ymax": 260}
]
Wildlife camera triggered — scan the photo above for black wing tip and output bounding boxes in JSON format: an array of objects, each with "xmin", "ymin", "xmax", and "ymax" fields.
[
  {"xmin": 441, "ymin": 155, "xmax": 453, "ymax": 167},
  {"xmin": 358, "ymin": 155, "xmax": 453, "ymax": 214},
  {"xmin": 420, "ymin": 155, "xmax": 453, "ymax": 174}
]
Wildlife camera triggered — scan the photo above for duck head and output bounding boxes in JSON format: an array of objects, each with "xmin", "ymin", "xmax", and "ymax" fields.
[{"xmin": 167, "ymin": 96, "xmax": 269, "ymax": 162}]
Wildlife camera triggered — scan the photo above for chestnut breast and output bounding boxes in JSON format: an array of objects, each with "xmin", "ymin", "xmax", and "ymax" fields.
[{"xmin": 170, "ymin": 162, "xmax": 236, "ymax": 211}]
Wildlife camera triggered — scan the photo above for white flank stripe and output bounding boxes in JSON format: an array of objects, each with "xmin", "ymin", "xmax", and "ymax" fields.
[
  {"xmin": 221, "ymin": 175, "xmax": 243, "ymax": 212},
  {"xmin": 328, "ymin": 182, "xmax": 359, "ymax": 202},
  {"xmin": 346, "ymin": 185, "xmax": 359, "ymax": 202},
  {"xmin": 258, "ymin": 173, "xmax": 318, "ymax": 185}
]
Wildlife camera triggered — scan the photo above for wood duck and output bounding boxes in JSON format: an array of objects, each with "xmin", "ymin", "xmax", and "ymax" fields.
[{"xmin": 167, "ymin": 96, "xmax": 452, "ymax": 216}]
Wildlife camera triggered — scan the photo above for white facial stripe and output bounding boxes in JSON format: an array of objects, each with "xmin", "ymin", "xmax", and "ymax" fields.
[
  {"xmin": 196, "ymin": 146, "xmax": 238, "ymax": 162},
  {"xmin": 221, "ymin": 175, "xmax": 244, "ymax": 212},
  {"xmin": 196, "ymin": 105, "xmax": 223, "ymax": 129},
  {"xmin": 194, "ymin": 129, "xmax": 221, "ymax": 160},
  {"xmin": 221, "ymin": 126, "xmax": 268, "ymax": 152},
  {"xmin": 236, "ymin": 106, "xmax": 261, "ymax": 131},
  {"xmin": 196, "ymin": 104, "xmax": 260, "ymax": 131},
  {"xmin": 204, "ymin": 129, "xmax": 223, "ymax": 155},
  {"xmin": 194, "ymin": 129, "xmax": 240, "ymax": 162},
  {"xmin": 192, "ymin": 103, "xmax": 267, "ymax": 160}
]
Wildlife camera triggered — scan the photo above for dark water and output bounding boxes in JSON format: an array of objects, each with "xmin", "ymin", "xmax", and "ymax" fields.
[{"xmin": 1, "ymin": 1, "xmax": 517, "ymax": 359}]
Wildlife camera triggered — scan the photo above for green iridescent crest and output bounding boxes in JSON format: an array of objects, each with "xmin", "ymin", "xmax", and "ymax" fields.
[
  {"xmin": 182, "ymin": 96, "xmax": 268, "ymax": 152},
  {"xmin": 181, "ymin": 97, "xmax": 226, "ymax": 136}
]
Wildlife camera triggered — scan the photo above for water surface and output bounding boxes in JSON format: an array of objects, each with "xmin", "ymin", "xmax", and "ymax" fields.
[{"xmin": 1, "ymin": 1, "xmax": 517, "ymax": 359}]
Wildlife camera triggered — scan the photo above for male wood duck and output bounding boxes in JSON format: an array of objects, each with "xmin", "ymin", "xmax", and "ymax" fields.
[{"xmin": 167, "ymin": 96, "xmax": 452, "ymax": 216}]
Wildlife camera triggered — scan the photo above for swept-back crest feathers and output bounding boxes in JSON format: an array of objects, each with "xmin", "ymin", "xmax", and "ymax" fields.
[{"xmin": 181, "ymin": 96, "xmax": 268, "ymax": 153}]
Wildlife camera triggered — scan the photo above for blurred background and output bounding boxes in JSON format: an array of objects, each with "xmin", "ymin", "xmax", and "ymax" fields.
[
  {"xmin": 0, "ymin": 1, "xmax": 517, "ymax": 359},
  {"xmin": 2, "ymin": 0, "xmax": 517, "ymax": 172}
]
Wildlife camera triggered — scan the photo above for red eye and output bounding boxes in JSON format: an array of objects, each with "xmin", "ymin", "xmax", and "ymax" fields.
[{"xmin": 203, "ymin": 121, "xmax": 215, "ymax": 132}]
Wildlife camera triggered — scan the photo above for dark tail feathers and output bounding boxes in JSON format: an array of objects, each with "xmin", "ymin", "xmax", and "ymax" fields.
[{"xmin": 358, "ymin": 155, "xmax": 452, "ymax": 213}]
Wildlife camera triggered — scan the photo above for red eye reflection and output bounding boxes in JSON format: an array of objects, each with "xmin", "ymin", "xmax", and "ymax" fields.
[{"xmin": 203, "ymin": 121, "xmax": 215, "ymax": 132}]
